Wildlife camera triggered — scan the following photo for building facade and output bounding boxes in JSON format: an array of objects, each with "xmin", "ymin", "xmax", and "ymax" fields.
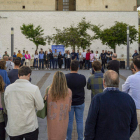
[{"xmin": 0, "ymin": 0, "xmax": 139, "ymax": 58}]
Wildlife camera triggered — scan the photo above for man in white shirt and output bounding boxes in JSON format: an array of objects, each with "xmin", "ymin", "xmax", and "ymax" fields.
[
  {"xmin": 122, "ymin": 55, "xmax": 140, "ymax": 136},
  {"xmin": 4, "ymin": 66, "xmax": 44, "ymax": 140},
  {"xmin": 82, "ymin": 49, "xmax": 86, "ymax": 69}
]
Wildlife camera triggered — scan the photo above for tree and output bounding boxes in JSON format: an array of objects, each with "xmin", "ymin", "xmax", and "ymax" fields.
[
  {"xmin": 92, "ymin": 22, "xmax": 138, "ymax": 53},
  {"xmin": 46, "ymin": 18, "xmax": 93, "ymax": 50},
  {"xmin": 20, "ymin": 24, "xmax": 46, "ymax": 50}
]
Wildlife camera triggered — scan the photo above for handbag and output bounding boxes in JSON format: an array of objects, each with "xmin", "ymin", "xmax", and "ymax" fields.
[{"xmin": 37, "ymin": 87, "xmax": 49, "ymax": 119}]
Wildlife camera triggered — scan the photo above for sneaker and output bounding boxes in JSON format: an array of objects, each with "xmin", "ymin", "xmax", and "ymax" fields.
[
  {"xmin": 46, "ymin": 68, "xmax": 48, "ymax": 70},
  {"xmin": 48, "ymin": 68, "xmax": 50, "ymax": 70},
  {"xmin": 35, "ymin": 68, "xmax": 36, "ymax": 70}
]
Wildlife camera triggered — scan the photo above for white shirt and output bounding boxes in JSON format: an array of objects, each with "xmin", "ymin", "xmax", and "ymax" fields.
[
  {"xmin": 4, "ymin": 79, "xmax": 44, "ymax": 136},
  {"xmin": 95, "ymin": 54, "xmax": 100, "ymax": 60},
  {"xmin": 122, "ymin": 71, "xmax": 140, "ymax": 109},
  {"xmin": 82, "ymin": 52, "xmax": 86, "ymax": 58},
  {"xmin": 67, "ymin": 54, "xmax": 70, "ymax": 58},
  {"xmin": 34, "ymin": 54, "xmax": 39, "ymax": 59}
]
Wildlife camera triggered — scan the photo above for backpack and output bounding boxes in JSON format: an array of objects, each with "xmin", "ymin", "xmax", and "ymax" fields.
[{"xmin": 6, "ymin": 61, "xmax": 13, "ymax": 72}]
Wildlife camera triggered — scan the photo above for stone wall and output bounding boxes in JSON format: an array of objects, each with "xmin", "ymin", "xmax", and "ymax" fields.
[
  {"xmin": 0, "ymin": 0, "xmax": 137, "ymax": 11},
  {"xmin": 0, "ymin": 11, "xmax": 138, "ymax": 58}
]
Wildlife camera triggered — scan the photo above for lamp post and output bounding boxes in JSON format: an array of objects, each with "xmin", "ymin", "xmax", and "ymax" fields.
[
  {"xmin": 126, "ymin": 26, "xmax": 129, "ymax": 70},
  {"xmin": 11, "ymin": 27, "xmax": 14, "ymax": 57}
]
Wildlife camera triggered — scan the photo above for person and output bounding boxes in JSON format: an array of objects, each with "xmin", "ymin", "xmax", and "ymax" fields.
[
  {"xmin": 79, "ymin": 52, "xmax": 83, "ymax": 69},
  {"xmin": 77, "ymin": 50, "xmax": 79, "ymax": 61},
  {"xmin": 85, "ymin": 49, "xmax": 90, "ymax": 70},
  {"xmin": 5, "ymin": 57, "xmax": 14, "ymax": 72},
  {"xmin": 95, "ymin": 51, "xmax": 100, "ymax": 60},
  {"xmin": 17, "ymin": 50, "xmax": 23, "ymax": 59},
  {"xmin": 39, "ymin": 48, "xmax": 44, "ymax": 54},
  {"xmin": 107, "ymin": 53, "xmax": 120, "ymax": 74},
  {"xmin": 106, "ymin": 51, "xmax": 112, "ymax": 63},
  {"xmin": 13, "ymin": 52, "xmax": 17, "ymax": 61},
  {"xmin": 0, "ymin": 60, "xmax": 10, "ymax": 88},
  {"xmin": 25, "ymin": 51, "xmax": 31, "ymax": 67},
  {"xmin": 132, "ymin": 50, "xmax": 139, "ymax": 58},
  {"xmin": 8, "ymin": 58, "xmax": 21, "ymax": 84},
  {"xmin": 82, "ymin": 49, "xmax": 86, "ymax": 69},
  {"xmin": 49, "ymin": 50, "xmax": 54, "ymax": 69},
  {"xmin": 130, "ymin": 62, "xmax": 136, "ymax": 74},
  {"xmin": 71, "ymin": 50, "xmax": 77, "ymax": 60},
  {"xmin": 122, "ymin": 55, "xmax": 140, "ymax": 136},
  {"xmin": 3, "ymin": 51, "xmax": 9, "ymax": 59},
  {"xmin": 66, "ymin": 51, "xmax": 71, "ymax": 70},
  {"xmin": 53, "ymin": 49, "xmax": 58, "ymax": 69},
  {"xmin": 0, "ymin": 75, "xmax": 6, "ymax": 140},
  {"xmin": 90, "ymin": 50, "xmax": 94, "ymax": 69},
  {"xmin": 105, "ymin": 50, "xmax": 108, "ymax": 64},
  {"xmin": 21, "ymin": 50, "xmax": 25, "ymax": 66},
  {"xmin": 58, "ymin": 52, "xmax": 63, "ymax": 69},
  {"xmin": 0, "ymin": 54, "xmax": 2, "ymax": 60},
  {"xmin": 44, "ymin": 51, "xmax": 49, "ymax": 70},
  {"xmin": 4, "ymin": 66, "xmax": 44, "ymax": 140},
  {"xmin": 66, "ymin": 60, "xmax": 86, "ymax": 140},
  {"xmin": 34, "ymin": 50, "xmax": 39, "ymax": 70},
  {"xmin": 39, "ymin": 49, "xmax": 44, "ymax": 70},
  {"xmin": 100, "ymin": 50, "xmax": 106, "ymax": 69},
  {"xmin": 85, "ymin": 70, "xmax": 137, "ymax": 140},
  {"xmin": 64, "ymin": 50, "xmax": 68, "ymax": 69},
  {"xmin": 46, "ymin": 71, "xmax": 72, "ymax": 140},
  {"xmin": 87, "ymin": 61, "xmax": 104, "ymax": 100}
]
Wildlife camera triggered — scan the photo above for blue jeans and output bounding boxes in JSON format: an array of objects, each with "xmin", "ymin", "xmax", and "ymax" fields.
[
  {"xmin": 39, "ymin": 59, "xmax": 44, "ymax": 69},
  {"xmin": 50, "ymin": 59, "xmax": 54, "ymax": 69},
  {"xmin": 34, "ymin": 59, "xmax": 38, "ymax": 68},
  {"xmin": 54, "ymin": 58, "xmax": 58, "ymax": 69},
  {"xmin": 85, "ymin": 60, "xmax": 90, "ymax": 69},
  {"xmin": 67, "ymin": 103, "xmax": 85, "ymax": 140}
]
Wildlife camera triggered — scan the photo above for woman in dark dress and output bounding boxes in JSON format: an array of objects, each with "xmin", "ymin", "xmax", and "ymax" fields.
[
  {"xmin": 58, "ymin": 52, "xmax": 63, "ymax": 69},
  {"xmin": 44, "ymin": 51, "xmax": 49, "ymax": 70}
]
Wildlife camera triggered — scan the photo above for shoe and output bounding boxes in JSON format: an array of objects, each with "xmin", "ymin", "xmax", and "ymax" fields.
[
  {"xmin": 35, "ymin": 68, "xmax": 36, "ymax": 70},
  {"xmin": 37, "ymin": 68, "xmax": 38, "ymax": 70},
  {"xmin": 46, "ymin": 68, "xmax": 47, "ymax": 70},
  {"xmin": 48, "ymin": 69, "xmax": 50, "ymax": 70}
]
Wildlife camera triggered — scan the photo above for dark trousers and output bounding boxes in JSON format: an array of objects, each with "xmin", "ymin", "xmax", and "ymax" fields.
[
  {"xmin": 64, "ymin": 58, "xmax": 67, "ymax": 69},
  {"xmin": 39, "ymin": 59, "xmax": 44, "ymax": 69},
  {"xmin": 34, "ymin": 59, "xmax": 38, "ymax": 68},
  {"xmin": 85, "ymin": 60, "xmax": 90, "ymax": 69},
  {"xmin": 50, "ymin": 59, "xmax": 54, "ymax": 69},
  {"xmin": 80, "ymin": 61, "xmax": 83, "ymax": 69},
  {"xmin": 102, "ymin": 59, "xmax": 106, "ymax": 69},
  {"xmin": 10, "ymin": 129, "xmax": 39, "ymax": 140},
  {"xmin": 59, "ymin": 64, "xmax": 62, "ymax": 69},
  {"xmin": 0, "ymin": 122, "xmax": 5, "ymax": 140},
  {"xmin": 21, "ymin": 59, "xmax": 25, "ymax": 66},
  {"xmin": 66, "ymin": 58, "xmax": 71, "ymax": 69},
  {"xmin": 54, "ymin": 58, "xmax": 58, "ymax": 69}
]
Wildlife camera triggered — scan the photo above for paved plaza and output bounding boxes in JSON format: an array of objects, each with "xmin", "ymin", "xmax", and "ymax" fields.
[
  {"xmin": 6, "ymin": 69, "xmax": 139, "ymax": 140},
  {"xmin": 29, "ymin": 69, "xmax": 138, "ymax": 140}
]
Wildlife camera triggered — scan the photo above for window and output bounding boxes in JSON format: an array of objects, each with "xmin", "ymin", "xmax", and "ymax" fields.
[
  {"xmin": 22, "ymin": 6, "xmax": 25, "ymax": 9},
  {"xmin": 63, "ymin": 0, "xmax": 69, "ymax": 11},
  {"xmin": 105, "ymin": 5, "xmax": 108, "ymax": 8}
]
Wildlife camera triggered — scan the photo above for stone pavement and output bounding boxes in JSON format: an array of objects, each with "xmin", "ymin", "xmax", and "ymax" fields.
[{"xmin": 6, "ymin": 69, "xmax": 139, "ymax": 140}]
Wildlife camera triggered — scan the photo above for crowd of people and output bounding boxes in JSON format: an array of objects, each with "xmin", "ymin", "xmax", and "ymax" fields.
[
  {"xmin": 1, "ymin": 49, "xmax": 115, "ymax": 71},
  {"xmin": 0, "ymin": 48, "xmax": 139, "ymax": 140}
]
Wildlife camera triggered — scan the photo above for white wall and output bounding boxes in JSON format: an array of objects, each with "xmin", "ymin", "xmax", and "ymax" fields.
[{"xmin": 0, "ymin": 11, "xmax": 138, "ymax": 58}]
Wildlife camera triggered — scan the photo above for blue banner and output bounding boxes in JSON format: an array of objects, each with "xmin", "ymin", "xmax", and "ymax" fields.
[{"xmin": 52, "ymin": 45, "xmax": 65, "ymax": 55}]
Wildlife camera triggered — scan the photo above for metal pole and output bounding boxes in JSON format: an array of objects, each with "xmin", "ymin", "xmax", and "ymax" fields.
[
  {"xmin": 11, "ymin": 27, "xmax": 14, "ymax": 57},
  {"xmin": 126, "ymin": 26, "xmax": 129, "ymax": 70}
]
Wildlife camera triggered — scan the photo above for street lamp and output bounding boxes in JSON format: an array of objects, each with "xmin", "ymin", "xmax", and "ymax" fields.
[
  {"xmin": 126, "ymin": 26, "xmax": 129, "ymax": 70},
  {"xmin": 11, "ymin": 27, "xmax": 14, "ymax": 57}
]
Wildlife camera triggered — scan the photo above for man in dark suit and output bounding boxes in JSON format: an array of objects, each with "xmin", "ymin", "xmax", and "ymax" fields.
[
  {"xmin": 85, "ymin": 70, "xmax": 137, "ymax": 140},
  {"xmin": 107, "ymin": 53, "xmax": 120, "ymax": 74}
]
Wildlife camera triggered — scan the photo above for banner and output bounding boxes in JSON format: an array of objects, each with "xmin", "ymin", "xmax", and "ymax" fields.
[{"xmin": 51, "ymin": 45, "xmax": 65, "ymax": 55}]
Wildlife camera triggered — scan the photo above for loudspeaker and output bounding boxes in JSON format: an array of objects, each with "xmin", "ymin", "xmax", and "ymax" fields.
[{"xmin": 120, "ymin": 61, "xmax": 125, "ymax": 69}]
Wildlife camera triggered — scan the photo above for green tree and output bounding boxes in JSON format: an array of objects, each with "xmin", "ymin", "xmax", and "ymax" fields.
[
  {"xmin": 20, "ymin": 24, "xmax": 46, "ymax": 50},
  {"xmin": 46, "ymin": 18, "xmax": 93, "ymax": 50},
  {"xmin": 92, "ymin": 22, "xmax": 138, "ymax": 53}
]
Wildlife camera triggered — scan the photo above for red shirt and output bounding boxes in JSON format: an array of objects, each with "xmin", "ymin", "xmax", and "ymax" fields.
[{"xmin": 86, "ymin": 53, "xmax": 90, "ymax": 60}]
